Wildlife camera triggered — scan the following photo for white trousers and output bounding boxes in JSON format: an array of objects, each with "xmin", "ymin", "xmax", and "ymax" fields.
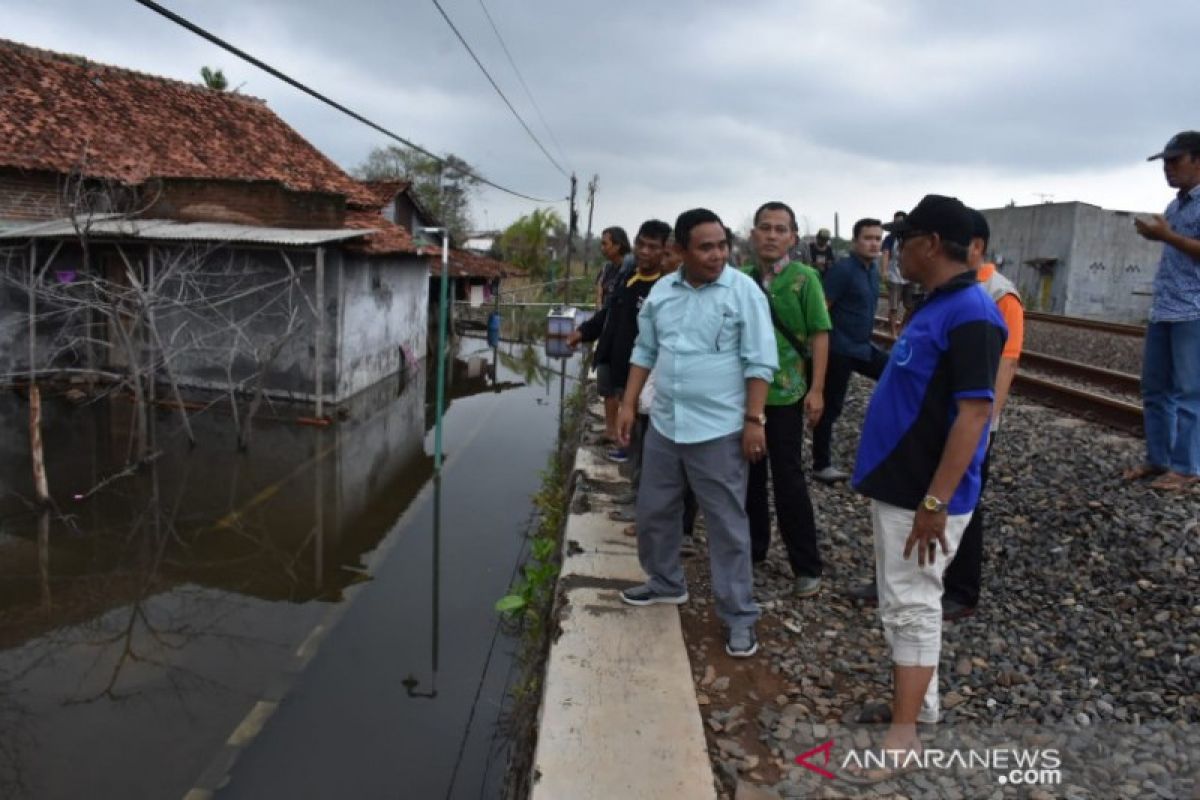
[{"xmin": 871, "ymin": 499, "xmax": 972, "ymax": 723}]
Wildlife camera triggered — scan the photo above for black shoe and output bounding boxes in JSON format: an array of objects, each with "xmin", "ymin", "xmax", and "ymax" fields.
[
  {"xmin": 942, "ymin": 597, "xmax": 976, "ymax": 622},
  {"xmin": 847, "ymin": 582, "xmax": 878, "ymax": 605}
]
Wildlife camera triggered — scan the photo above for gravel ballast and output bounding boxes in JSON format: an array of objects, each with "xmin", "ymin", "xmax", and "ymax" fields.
[{"xmin": 675, "ymin": 376, "xmax": 1198, "ymax": 799}]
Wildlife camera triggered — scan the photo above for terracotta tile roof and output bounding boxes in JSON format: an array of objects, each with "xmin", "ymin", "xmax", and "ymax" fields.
[
  {"xmin": 358, "ymin": 180, "xmax": 411, "ymax": 209},
  {"xmin": 429, "ymin": 249, "xmax": 527, "ymax": 279},
  {"xmin": 0, "ymin": 38, "xmax": 376, "ymax": 207},
  {"xmin": 342, "ymin": 209, "xmax": 431, "ymax": 256}
]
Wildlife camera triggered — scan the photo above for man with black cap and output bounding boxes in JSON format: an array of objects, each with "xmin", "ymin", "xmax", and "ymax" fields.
[
  {"xmin": 848, "ymin": 195, "xmax": 1006, "ymax": 763},
  {"xmin": 849, "ymin": 209, "xmax": 1025, "ymax": 621},
  {"xmin": 1124, "ymin": 131, "xmax": 1200, "ymax": 492},
  {"xmin": 807, "ymin": 228, "xmax": 835, "ymax": 275}
]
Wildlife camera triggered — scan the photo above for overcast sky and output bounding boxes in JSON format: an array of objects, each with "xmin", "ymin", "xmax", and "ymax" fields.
[{"xmin": 6, "ymin": 0, "xmax": 1195, "ymax": 237}]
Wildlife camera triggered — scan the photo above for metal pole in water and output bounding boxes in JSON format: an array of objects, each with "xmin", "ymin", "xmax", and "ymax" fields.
[{"xmin": 425, "ymin": 228, "xmax": 451, "ymax": 472}]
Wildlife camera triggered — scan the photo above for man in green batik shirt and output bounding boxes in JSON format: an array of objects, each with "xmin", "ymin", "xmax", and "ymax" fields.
[{"xmin": 741, "ymin": 201, "xmax": 832, "ymax": 597}]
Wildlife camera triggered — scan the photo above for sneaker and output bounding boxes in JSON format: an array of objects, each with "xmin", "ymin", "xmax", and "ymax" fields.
[
  {"xmin": 794, "ymin": 575, "xmax": 822, "ymax": 598},
  {"xmin": 606, "ymin": 447, "xmax": 629, "ymax": 463},
  {"xmin": 942, "ymin": 597, "xmax": 977, "ymax": 622},
  {"xmin": 847, "ymin": 582, "xmax": 878, "ymax": 605},
  {"xmin": 726, "ymin": 626, "xmax": 758, "ymax": 658},
  {"xmin": 812, "ymin": 466, "xmax": 849, "ymax": 484},
  {"xmin": 620, "ymin": 583, "xmax": 688, "ymax": 606}
]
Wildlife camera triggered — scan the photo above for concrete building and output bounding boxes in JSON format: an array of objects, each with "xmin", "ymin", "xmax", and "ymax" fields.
[
  {"xmin": 981, "ymin": 202, "xmax": 1162, "ymax": 323},
  {"xmin": 0, "ymin": 38, "xmax": 433, "ymax": 406}
]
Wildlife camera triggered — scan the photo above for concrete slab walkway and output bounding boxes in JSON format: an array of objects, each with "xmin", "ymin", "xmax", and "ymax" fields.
[{"xmin": 531, "ymin": 423, "xmax": 716, "ymax": 799}]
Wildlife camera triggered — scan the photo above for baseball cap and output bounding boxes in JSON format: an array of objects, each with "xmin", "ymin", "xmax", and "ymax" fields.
[
  {"xmin": 967, "ymin": 208, "xmax": 990, "ymax": 243},
  {"xmin": 882, "ymin": 194, "xmax": 973, "ymax": 247},
  {"xmin": 1148, "ymin": 131, "xmax": 1200, "ymax": 161},
  {"xmin": 817, "ymin": 228, "xmax": 831, "ymax": 239}
]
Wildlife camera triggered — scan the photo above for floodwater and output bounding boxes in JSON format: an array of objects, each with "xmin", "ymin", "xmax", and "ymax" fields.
[{"xmin": 0, "ymin": 336, "xmax": 578, "ymax": 800}]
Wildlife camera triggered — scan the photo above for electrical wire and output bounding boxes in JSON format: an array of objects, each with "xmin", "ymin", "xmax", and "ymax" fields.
[
  {"xmin": 131, "ymin": 0, "xmax": 561, "ymax": 203},
  {"xmin": 430, "ymin": 0, "xmax": 570, "ymax": 179},
  {"xmin": 475, "ymin": 0, "xmax": 572, "ymax": 172}
]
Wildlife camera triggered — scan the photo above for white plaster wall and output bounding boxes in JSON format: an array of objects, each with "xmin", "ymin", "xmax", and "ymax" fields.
[
  {"xmin": 982, "ymin": 204, "xmax": 1079, "ymax": 312},
  {"xmin": 1065, "ymin": 205, "xmax": 1161, "ymax": 323},
  {"xmin": 335, "ymin": 255, "xmax": 428, "ymax": 401}
]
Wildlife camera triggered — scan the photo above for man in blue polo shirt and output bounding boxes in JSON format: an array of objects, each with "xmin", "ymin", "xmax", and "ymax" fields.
[{"xmin": 850, "ymin": 195, "xmax": 1005, "ymax": 767}]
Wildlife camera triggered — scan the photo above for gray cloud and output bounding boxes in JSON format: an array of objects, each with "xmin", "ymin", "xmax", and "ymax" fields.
[{"xmin": 5, "ymin": 0, "xmax": 1193, "ymax": 231}]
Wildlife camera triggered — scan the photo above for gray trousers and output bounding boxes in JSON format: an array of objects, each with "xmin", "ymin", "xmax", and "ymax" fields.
[{"xmin": 636, "ymin": 424, "xmax": 759, "ymax": 630}]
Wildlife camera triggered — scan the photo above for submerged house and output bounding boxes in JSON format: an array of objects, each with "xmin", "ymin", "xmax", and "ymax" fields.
[{"xmin": 0, "ymin": 38, "xmax": 433, "ymax": 408}]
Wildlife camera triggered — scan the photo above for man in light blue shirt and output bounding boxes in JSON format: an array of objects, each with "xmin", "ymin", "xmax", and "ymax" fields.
[
  {"xmin": 615, "ymin": 208, "xmax": 778, "ymax": 657},
  {"xmin": 1125, "ymin": 131, "xmax": 1200, "ymax": 491}
]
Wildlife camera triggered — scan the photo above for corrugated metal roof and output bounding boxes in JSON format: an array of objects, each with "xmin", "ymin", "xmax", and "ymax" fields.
[{"xmin": 0, "ymin": 217, "xmax": 373, "ymax": 246}]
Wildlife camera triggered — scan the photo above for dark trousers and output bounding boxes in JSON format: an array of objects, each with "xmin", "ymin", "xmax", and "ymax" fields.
[
  {"xmin": 812, "ymin": 346, "xmax": 889, "ymax": 471},
  {"xmin": 943, "ymin": 435, "xmax": 994, "ymax": 607},
  {"xmin": 746, "ymin": 403, "xmax": 821, "ymax": 578}
]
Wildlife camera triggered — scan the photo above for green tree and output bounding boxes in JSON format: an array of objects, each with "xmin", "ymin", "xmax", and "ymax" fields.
[
  {"xmin": 200, "ymin": 66, "xmax": 228, "ymax": 91},
  {"xmin": 353, "ymin": 146, "xmax": 480, "ymax": 246},
  {"xmin": 500, "ymin": 208, "xmax": 565, "ymax": 279}
]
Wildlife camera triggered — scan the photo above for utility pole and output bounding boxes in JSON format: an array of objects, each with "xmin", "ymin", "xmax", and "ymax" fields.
[
  {"xmin": 582, "ymin": 175, "xmax": 597, "ymax": 290},
  {"xmin": 563, "ymin": 173, "xmax": 578, "ymax": 306}
]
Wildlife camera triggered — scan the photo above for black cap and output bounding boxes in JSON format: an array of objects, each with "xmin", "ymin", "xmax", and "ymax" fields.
[
  {"xmin": 1148, "ymin": 131, "xmax": 1200, "ymax": 161},
  {"xmin": 968, "ymin": 208, "xmax": 990, "ymax": 244},
  {"xmin": 882, "ymin": 194, "xmax": 973, "ymax": 247}
]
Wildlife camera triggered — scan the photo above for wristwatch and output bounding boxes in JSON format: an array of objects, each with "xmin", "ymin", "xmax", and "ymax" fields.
[
  {"xmin": 744, "ymin": 412, "xmax": 766, "ymax": 426},
  {"xmin": 921, "ymin": 494, "xmax": 948, "ymax": 513}
]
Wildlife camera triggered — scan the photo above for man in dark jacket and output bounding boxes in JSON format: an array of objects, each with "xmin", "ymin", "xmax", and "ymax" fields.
[{"xmin": 569, "ymin": 219, "xmax": 671, "ymax": 461}]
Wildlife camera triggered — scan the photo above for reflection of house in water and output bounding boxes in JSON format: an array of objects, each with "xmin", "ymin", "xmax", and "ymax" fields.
[
  {"xmin": 981, "ymin": 202, "xmax": 1163, "ymax": 322},
  {"xmin": 0, "ymin": 364, "xmax": 429, "ymax": 654}
]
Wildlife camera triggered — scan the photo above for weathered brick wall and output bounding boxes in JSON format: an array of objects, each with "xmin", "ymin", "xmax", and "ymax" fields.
[
  {"xmin": 0, "ymin": 169, "xmax": 63, "ymax": 220},
  {"xmin": 148, "ymin": 179, "xmax": 345, "ymax": 228}
]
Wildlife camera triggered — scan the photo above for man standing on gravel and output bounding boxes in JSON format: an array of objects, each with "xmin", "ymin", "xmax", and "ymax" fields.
[
  {"xmin": 812, "ymin": 218, "xmax": 889, "ymax": 483},
  {"xmin": 850, "ymin": 195, "xmax": 1005, "ymax": 763},
  {"xmin": 1124, "ymin": 131, "xmax": 1200, "ymax": 491},
  {"xmin": 615, "ymin": 208, "xmax": 778, "ymax": 659},
  {"xmin": 741, "ymin": 201, "xmax": 831, "ymax": 598}
]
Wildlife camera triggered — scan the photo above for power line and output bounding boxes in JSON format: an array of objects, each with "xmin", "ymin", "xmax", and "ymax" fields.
[
  {"xmin": 131, "ymin": 0, "xmax": 560, "ymax": 203},
  {"xmin": 475, "ymin": 0, "xmax": 572, "ymax": 172},
  {"xmin": 430, "ymin": 0, "xmax": 570, "ymax": 179}
]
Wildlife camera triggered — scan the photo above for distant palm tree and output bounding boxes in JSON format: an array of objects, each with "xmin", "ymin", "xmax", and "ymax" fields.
[{"xmin": 200, "ymin": 66, "xmax": 228, "ymax": 91}]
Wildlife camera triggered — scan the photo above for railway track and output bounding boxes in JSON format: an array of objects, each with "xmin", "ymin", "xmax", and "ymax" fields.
[
  {"xmin": 871, "ymin": 318, "xmax": 1143, "ymax": 435},
  {"xmin": 1023, "ymin": 310, "xmax": 1146, "ymax": 338}
]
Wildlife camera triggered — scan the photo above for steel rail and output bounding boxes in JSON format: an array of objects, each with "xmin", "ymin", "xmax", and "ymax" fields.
[
  {"xmin": 870, "ymin": 325, "xmax": 1144, "ymax": 436},
  {"xmin": 1024, "ymin": 310, "xmax": 1146, "ymax": 337}
]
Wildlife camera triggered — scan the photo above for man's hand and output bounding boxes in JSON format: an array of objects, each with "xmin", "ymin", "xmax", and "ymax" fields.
[
  {"xmin": 566, "ymin": 330, "xmax": 583, "ymax": 348},
  {"xmin": 803, "ymin": 389, "xmax": 824, "ymax": 429},
  {"xmin": 616, "ymin": 403, "xmax": 636, "ymax": 447},
  {"xmin": 1135, "ymin": 214, "xmax": 1171, "ymax": 242},
  {"xmin": 742, "ymin": 423, "xmax": 767, "ymax": 463},
  {"xmin": 903, "ymin": 508, "xmax": 949, "ymax": 567}
]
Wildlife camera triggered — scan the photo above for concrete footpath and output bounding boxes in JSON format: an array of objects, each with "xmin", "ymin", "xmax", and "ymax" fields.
[{"xmin": 530, "ymin": 407, "xmax": 716, "ymax": 799}]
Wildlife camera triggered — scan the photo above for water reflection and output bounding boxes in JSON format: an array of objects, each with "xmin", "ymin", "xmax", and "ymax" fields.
[{"xmin": 0, "ymin": 337, "xmax": 559, "ymax": 800}]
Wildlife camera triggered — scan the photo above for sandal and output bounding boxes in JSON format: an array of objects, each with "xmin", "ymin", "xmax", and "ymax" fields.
[
  {"xmin": 1123, "ymin": 463, "xmax": 1166, "ymax": 481},
  {"xmin": 1149, "ymin": 471, "xmax": 1200, "ymax": 491},
  {"xmin": 841, "ymin": 760, "xmax": 920, "ymax": 786}
]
